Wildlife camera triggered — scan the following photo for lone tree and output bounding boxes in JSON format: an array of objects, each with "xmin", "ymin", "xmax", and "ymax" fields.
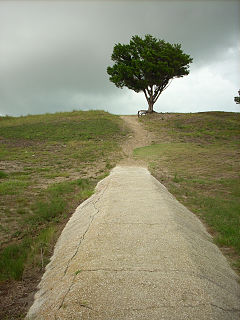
[{"xmin": 107, "ymin": 34, "xmax": 193, "ymax": 113}]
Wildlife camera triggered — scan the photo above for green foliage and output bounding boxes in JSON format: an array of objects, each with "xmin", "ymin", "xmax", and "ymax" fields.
[{"xmin": 107, "ymin": 34, "xmax": 193, "ymax": 111}]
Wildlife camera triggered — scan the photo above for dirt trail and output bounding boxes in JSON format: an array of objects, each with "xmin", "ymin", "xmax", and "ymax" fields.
[{"xmin": 119, "ymin": 115, "xmax": 154, "ymax": 166}]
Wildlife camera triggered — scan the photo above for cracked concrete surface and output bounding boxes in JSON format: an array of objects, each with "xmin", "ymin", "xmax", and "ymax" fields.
[{"xmin": 26, "ymin": 166, "xmax": 240, "ymax": 320}]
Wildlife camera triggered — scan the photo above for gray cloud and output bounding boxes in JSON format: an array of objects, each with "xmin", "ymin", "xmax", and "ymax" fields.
[{"xmin": 0, "ymin": 0, "xmax": 239, "ymax": 116}]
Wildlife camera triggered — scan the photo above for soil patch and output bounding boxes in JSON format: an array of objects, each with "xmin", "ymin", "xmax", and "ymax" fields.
[
  {"xmin": 0, "ymin": 274, "xmax": 41, "ymax": 320},
  {"xmin": 118, "ymin": 115, "xmax": 155, "ymax": 166}
]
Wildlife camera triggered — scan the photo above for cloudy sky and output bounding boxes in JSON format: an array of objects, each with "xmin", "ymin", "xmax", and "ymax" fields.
[{"xmin": 0, "ymin": 0, "xmax": 239, "ymax": 116}]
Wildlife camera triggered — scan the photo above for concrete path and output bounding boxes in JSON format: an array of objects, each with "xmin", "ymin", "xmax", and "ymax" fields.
[{"xmin": 26, "ymin": 166, "xmax": 240, "ymax": 320}]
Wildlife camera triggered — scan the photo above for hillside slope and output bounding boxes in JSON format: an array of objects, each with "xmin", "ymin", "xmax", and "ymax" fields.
[
  {"xmin": 0, "ymin": 110, "xmax": 128, "ymax": 319},
  {"xmin": 135, "ymin": 111, "xmax": 240, "ymax": 272}
]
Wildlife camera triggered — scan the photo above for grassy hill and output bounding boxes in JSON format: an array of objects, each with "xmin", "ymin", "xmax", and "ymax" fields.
[
  {"xmin": 0, "ymin": 110, "xmax": 128, "ymax": 319},
  {"xmin": 0, "ymin": 109, "xmax": 239, "ymax": 319},
  {"xmin": 135, "ymin": 111, "xmax": 240, "ymax": 273}
]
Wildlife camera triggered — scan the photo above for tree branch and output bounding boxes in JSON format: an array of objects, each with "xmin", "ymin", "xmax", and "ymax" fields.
[
  {"xmin": 143, "ymin": 89, "xmax": 149, "ymax": 102},
  {"xmin": 153, "ymin": 86, "xmax": 160, "ymax": 100},
  {"xmin": 146, "ymin": 86, "xmax": 151, "ymax": 97},
  {"xmin": 153, "ymin": 90, "xmax": 161, "ymax": 103},
  {"xmin": 152, "ymin": 78, "xmax": 172, "ymax": 103},
  {"xmin": 161, "ymin": 79, "xmax": 172, "ymax": 92}
]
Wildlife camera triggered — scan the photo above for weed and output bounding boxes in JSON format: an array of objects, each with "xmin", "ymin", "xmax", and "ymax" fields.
[
  {"xmin": 30, "ymin": 199, "xmax": 67, "ymax": 224},
  {"xmin": 0, "ymin": 180, "xmax": 29, "ymax": 195},
  {"xmin": 17, "ymin": 208, "xmax": 27, "ymax": 215},
  {"xmin": 173, "ymin": 172, "xmax": 184, "ymax": 183},
  {"xmin": 0, "ymin": 170, "xmax": 8, "ymax": 179},
  {"xmin": 47, "ymin": 181, "xmax": 76, "ymax": 196},
  {"xmin": 28, "ymin": 226, "xmax": 57, "ymax": 268},
  {"xmin": 0, "ymin": 226, "xmax": 58, "ymax": 280},
  {"xmin": 75, "ymin": 270, "xmax": 82, "ymax": 275},
  {"xmin": 0, "ymin": 243, "xmax": 28, "ymax": 280}
]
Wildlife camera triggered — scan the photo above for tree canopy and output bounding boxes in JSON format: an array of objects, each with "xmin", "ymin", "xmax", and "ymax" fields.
[{"xmin": 107, "ymin": 34, "xmax": 193, "ymax": 113}]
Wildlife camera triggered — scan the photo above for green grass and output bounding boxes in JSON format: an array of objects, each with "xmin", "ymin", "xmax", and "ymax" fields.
[
  {"xmin": 0, "ymin": 242, "xmax": 28, "ymax": 280},
  {"xmin": 0, "ymin": 118, "xmax": 121, "ymax": 141},
  {"xmin": 26, "ymin": 179, "xmax": 94, "ymax": 226},
  {"xmin": 0, "ymin": 110, "xmax": 124, "ymax": 141},
  {"xmin": 0, "ymin": 226, "xmax": 58, "ymax": 281},
  {"xmin": 0, "ymin": 177, "xmax": 97, "ymax": 281},
  {"xmin": 0, "ymin": 171, "xmax": 8, "ymax": 179},
  {"xmin": 200, "ymin": 197, "xmax": 239, "ymax": 249},
  {"xmin": 137, "ymin": 111, "xmax": 240, "ymax": 271},
  {"xmin": 0, "ymin": 110, "xmax": 128, "ymax": 283},
  {"xmin": 0, "ymin": 179, "xmax": 30, "ymax": 195}
]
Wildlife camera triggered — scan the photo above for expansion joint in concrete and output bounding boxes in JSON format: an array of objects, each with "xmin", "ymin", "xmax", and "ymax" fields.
[
  {"xmin": 78, "ymin": 268, "xmax": 180, "ymax": 273},
  {"xmin": 100, "ymin": 222, "xmax": 164, "ymax": 226},
  {"xmin": 126, "ymin": 303, "xmax": 240, "ymax": 313}
]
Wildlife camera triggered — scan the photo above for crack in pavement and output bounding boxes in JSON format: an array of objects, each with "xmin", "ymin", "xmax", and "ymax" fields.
[
  {"xmin": 58, "ymin": 274, "xmax": 76, "ymax": 310},
  {"xmin": 62, "ymin": 181, "xmax": 109, "ymax": 277},
  {"xmin": 78, "ymin": 304, "xmax": 95, "ymax": 311},
  {"xmin": 57, "ymin": 179, "xmax": 110, "ymax": 313},
  {"xmin": 57, "ymin": 276, "xmax": 98, "ymax": 314},
  {"xmin": 210, "ymin": 303, "xmax": 240, "ymax": 313}
]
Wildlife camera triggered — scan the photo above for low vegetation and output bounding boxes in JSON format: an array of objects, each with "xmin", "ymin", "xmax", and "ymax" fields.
[
  {"xmin": 0, "ymin": 110, "xmax": 128, "ymax": 319},
  {"xmin": 1, "ymin": 109, "xmax": 239, "ymax": 319},
  {"xmin": 135, "ymin": 111, "xmax": 240, "ymax": 271}
]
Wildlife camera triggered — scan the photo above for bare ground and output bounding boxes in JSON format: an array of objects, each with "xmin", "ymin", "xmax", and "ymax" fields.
[{"xmin": 118, "ymin": 115, "xmax": 155, "ymax": 166}]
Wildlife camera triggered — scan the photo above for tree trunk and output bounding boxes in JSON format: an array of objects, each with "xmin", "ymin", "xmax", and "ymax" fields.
[
  {"xmin": 143, "ymin": 88, "xmax": 155, "ymax": 113},
  {"xmin": 147, "ymin": 99, "xmax": 154, "ymax": 113}
]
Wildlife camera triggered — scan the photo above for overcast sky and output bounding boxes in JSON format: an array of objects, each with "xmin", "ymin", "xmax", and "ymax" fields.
[{"xmin": 0, "ymin": 0, "xmax": 239, "ymax": 116}]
